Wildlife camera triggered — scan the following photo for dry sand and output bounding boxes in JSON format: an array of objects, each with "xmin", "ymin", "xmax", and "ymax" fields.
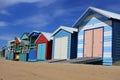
[{"xmin": 0, "ymin": 59, "xmax": 120, "ymax": 80}]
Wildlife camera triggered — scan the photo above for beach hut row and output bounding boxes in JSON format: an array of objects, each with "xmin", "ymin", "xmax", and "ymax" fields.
[{"xmin": 4, "ymin": 7, "xmax": 120, "ymax": 66}]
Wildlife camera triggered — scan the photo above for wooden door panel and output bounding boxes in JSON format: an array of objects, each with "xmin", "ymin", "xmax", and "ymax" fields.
[
  {"xmin": 61, "ymin": 36, "xmax": 68, "ymax": 59},
  {"xmin": 93, "ymin": 28, "xmax": 103, "ymax": 57},
  {"xmin": 54, "ymin": 38, "xmax": 61, "ymax": 59},
  {"xmin": 84, "ymin": 30, "xmax": 93, "ymax": 57}
]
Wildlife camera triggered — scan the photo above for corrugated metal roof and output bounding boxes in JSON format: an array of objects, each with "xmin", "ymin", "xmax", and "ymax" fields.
[
  {"xmin": 90, "ymin": 7, "xmax": 120, "ymax": 20},
  {"xmin": 24, "ymin": 33, "xmax": 29, "ymax": 36},
  {"xmin": 51, "ymin": 26, "xmax": 78, "ymax": 36},
  {"xmin": 41, "ymin": 32, "xmax": 52, "ymax": 41},
  {"xmin": 72, "ymin": 7, "xmax": 120, "ymax": 27},
  {"xmin": 9, "ymin": 40, "xmax": 15, "ymax": 42},
  {"xmin": 15, "ymin": 37, "xmax": 21, "ymax": 42},
  {"xmin": 29, "ymin": 30, "xmax": 40, "ymax": 37},
  {"xmin": 20, "ymin": 32, "xmax": 29, "ymax": 40},
  {"xmin": 35, "ymin": 32, "xmax": 52, "ymax": 42},
  {"xmin": 17, "ymin": 37, "xmax": 21, "ymax": 42}
]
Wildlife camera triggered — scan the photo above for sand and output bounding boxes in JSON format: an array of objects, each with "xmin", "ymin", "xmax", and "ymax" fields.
[{"xmin": 0, "ymin": 59, "xmax": 120, "ymax": 80}]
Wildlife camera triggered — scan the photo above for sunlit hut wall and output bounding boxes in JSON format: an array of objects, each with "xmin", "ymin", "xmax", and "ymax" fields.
[
  {"xmin": 73, "ymin": 7, "xmax": 120, "ymax": 66},
  {"xmin": 14, "ymin": 37, "xmax": 21, "ymax": 61},
  {"xmin": 51, "ymin": 26, "xmax": 78, "ymax": 60},
  {"xmin": 28, "ymin": 31, "xmax": 40, "ymax": 62},
  {"xmin": 5, "ymin": 41, "xmax": 11, "ymax": 60},
  {"xmin": 19, "ymin": 33, "xmax": 29, "ymax": 61},
  {"xmin": 35, "ymin": 32, "xmax": 52, "ymax": 61},
  {"xmin": 9, "ymin": 40, "xmax": 16, "ymax": 60},
  {"xmin": 2, "ymin": 46, "xmax": 6, "ymax": 57}
]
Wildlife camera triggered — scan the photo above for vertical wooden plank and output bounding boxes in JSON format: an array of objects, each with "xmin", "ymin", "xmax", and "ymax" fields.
[
  {"xmin": 54, "ymin": 36, "xmax": 68, "ymax": 59},
  {"xmin": 93, "ymin": 28, "xmax": 103, "ymax": 57},
  {"xmin": 84, "ymin": 30, "xmax": 93, "ymax": 57},
  {"xmin": 54, "ymin": 38, "xmax": 61, "ymax": 59},
  {"xmin": 42, "ymin": 43, "xmax": 46, "ymax": 60},
  {"xmin": 61, "ymin": 36, "xmax": 68, "ymax": 59},
  {"xmin": 37, "ymin": 44, "xmax": 41, "ymax": 60}
]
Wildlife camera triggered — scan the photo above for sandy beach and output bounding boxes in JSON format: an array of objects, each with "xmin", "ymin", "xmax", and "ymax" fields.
[{"xmin": 0, "ymin": 59, "xmax": 120, "ymax": 80}]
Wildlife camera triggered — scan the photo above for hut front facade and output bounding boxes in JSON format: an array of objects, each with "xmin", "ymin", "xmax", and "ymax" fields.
[
  {"xmin": 28, "ymin": 31, "xmax": 40, "ymax": 61},
  {"xmin": 36, "ymin": 32, "xmax": 52, "ymax": 61},
  {"xmin": 52, "ymin": 26, "xmax": 78, "ymax": 60},
  {"xmin": 9, "ymin": 40, "xmax": 16, "ymax": 60},
  {"xmin": 19, "ymin": 33, "xmax": 29, "ymax": 61},
  {"xmin": 14, "ymin": 37, "xmax": 21, "ymax": 61},
  {"xmin": 73, "ymin": 7, "xmax": 120, "ymax": 65}
]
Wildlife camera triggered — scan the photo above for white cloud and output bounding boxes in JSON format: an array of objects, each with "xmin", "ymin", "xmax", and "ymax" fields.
[
  {"xmin": 0, "ymin": 0, "xmax": 39, "ymax": 8},
  {"xmin": 0, "ymin": 0, "xmax": 57, "ymax": 8},
  {"xmin": 36, "ymin": 0, "xmax": 57, "ymax": 8},
  {"xmin": 0, "ymin": 0, "xmax": 57, "ymax": 16},
  {"xmin": 13, "ymin": 6, "xmax": 84, "ymax": 29},
  {"xmin": 0, "ymin": 21, "xmax": 8, "ymax": 27},
  {"xmin": 0, "ymin": 34, "xmax": 16, "ymax": 41},
  {"xmin": 0, "ymin": 10, "xmax": 10, "ymax": 15},
  {"xmin": 53, "ymin": 6, "xmax": 84, "ymax": 17},
  {"xmin": 14, "ymin": 14, "xmax": 50, "ymax": 28}
]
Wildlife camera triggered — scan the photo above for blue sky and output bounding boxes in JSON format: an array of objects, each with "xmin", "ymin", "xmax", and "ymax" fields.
[{"xmin": 0, "ymin": 0, "xmax": 120, "ymax": 50}]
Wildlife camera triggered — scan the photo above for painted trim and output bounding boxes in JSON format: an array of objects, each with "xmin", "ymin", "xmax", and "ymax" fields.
[
  {"xmin": 78, "ymin": 44, "xmax": 83, "ymax": 48},
  {"xmin": 78, "ymin": 40, "xmax": 84, "ymax": 44},
  {"xmin": 104, "ymin": 46, "xmax": 112, "ymax": 52},
  {"xmin": 68, "ymin": 34, "xmax": 71, "ymax": 59},
  {"xmin": 104, "ymin": 42, "xmax": 112, "ymax": 47},
  {"xmin": 79, "ymin": 20, "xmax": 112, "ymax": 31},
  {"xmin": 83, "ymin": 14, "xmax": 101, "ymax": 22},
  {"xmin": 103, "ymin": 52, "xmax": 112, "ymax": 57},
  {"xmin": 51, "ymin": 26, "xmax": 78, "ymax": 36},
  {"xmin": 81, "ymin": 17, "xmax": 107, "ymax": 26},
  {"xmin": 104, "ymin": 31, "xmax": 112, "ymax": 36},
  {"xmin": 83, "ymin": 27, "xmax": 104, "ymax": 58},
  {"xmin": 104, "ymin": 36, "xmax": 112, "ymax": 42},
  {"xmin": 78, "ymin": 35, "xmax": 84, "ymax": 40}
]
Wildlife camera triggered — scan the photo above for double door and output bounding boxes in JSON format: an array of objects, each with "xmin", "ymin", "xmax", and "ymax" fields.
[
  {"xmin": 84, "ymin": 28, "xmax": 103, "ymax": 58},
  {"xmin": 54, "ymin": 36, "xmax": 68, "ymax": 59}
]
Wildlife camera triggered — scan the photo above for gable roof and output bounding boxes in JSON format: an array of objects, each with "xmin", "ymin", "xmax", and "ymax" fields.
[
  {"xmin": 72, "ymin": 6, "xmax": 120, "ymax": 27},
  {"xmin": 9, "ymin": 40, "xmax": 15, "ymax": 43},
  {"xmin": 29, "ymin": 30, "xmax": 40, "ymax": 37},
  {"xmin": 35, "ymin": 32, "xmax": 52, "ymax": 42},
  {"xmin": 15, "ymin": 37, "xmax": 21, "ymax": 44},
  {"xmin": 20, "ymin": 32, "xmax": 29, "ymax": 40},
  {"xmin": 42, "ymin": 32, "xmax": 52, "ymax": 41},
  {"xmin": 51, "ymin": 26, "xmax": 78, "ymax": 36}
]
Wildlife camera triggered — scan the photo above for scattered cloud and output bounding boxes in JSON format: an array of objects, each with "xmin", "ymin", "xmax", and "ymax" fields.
[
  {"xmin": 53, "ymin": 6, "xmax": 85, "ymax": 17},
  {"xmin": 0, "ymin": 0, "xmax": 40, "ymax": 8},
  {"xmin": 0, "ymin": 34, "xmax": 16, "ymax": 41},
  {"xmin": 0, "ymin": 0, "xmax": 57, "ymax": 16},
  {"xmin": 0, "ymin": 10, "xmax": 10, "ymax": 15},
  {"xmin": 14, "ymin": 14, "xmax": 51, "ymax": 28},
  {"xmin": 0, "ymin": 21, "xmax": 8, "ymax": 27},
  {"xmin": 0, "ymin": 0, "xmax": 57, "ymax": 9},
  {"xmin": 36, "ymin": 0, "xmax": 57, "ymax": 8}
]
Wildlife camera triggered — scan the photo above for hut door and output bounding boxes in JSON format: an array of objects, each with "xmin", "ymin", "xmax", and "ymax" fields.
[
  {"xmin": 93, "ymin": 28, "xmax": 103, "ymax": 57},
  {"xmin": 84, "ymin": 30, "xmax": 93, "ymax": 57},
  {"xmin": 37, "ymin": 43, "xmax": 46, "ymax": 60},
  {"xmin": 54, "ymin": 36, "xmax": 68, "ymax": 59},
  {"xmin": 84, "ymin": 28, "xmax": 103, "ymax": 58}
]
